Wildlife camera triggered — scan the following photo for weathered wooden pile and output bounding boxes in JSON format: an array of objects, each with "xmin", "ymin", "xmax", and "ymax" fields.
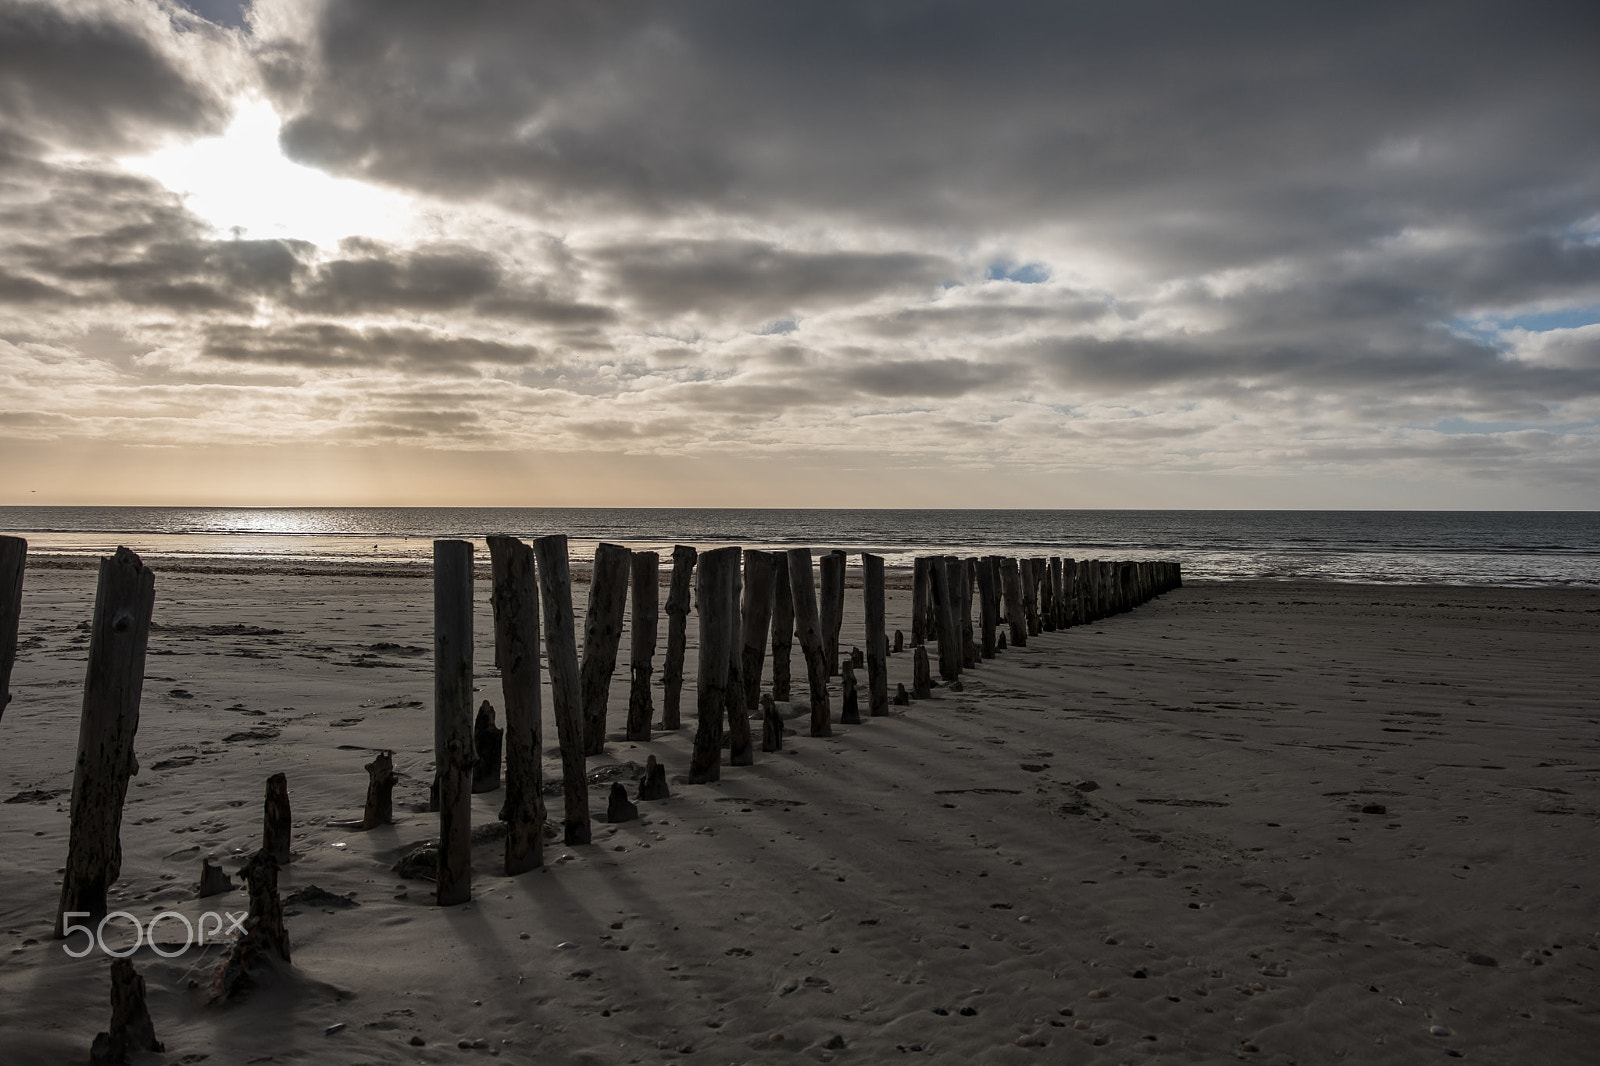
[{"xmin": 0, "ymin": 532, "xmax": 1179, "ymax": 1046}]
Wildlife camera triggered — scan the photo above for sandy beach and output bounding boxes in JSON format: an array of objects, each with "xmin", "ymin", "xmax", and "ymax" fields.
[{"xmin": 1, "ymin": 565, "xmax": 1597, "ymax": 1064}]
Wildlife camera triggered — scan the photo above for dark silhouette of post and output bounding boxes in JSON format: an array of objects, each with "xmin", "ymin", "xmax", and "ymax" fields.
[
  {"xmin": 740, "ymin": 549, "xmax": 777, "ymax": 711},
  {"xmin": 55, "ymin": 547, "xmax": 155, "ymax": 938},
  {"xmin": 532, "ymin": 534, "xmax": 590, "ymax": 845},
  {"xmin": 0, "ymin": 534, "xmax": 24, "ymax": 726},
  {"xmin": 976, "ymin": 556, "xmax": 998, "ymax": 658},
  {"xmin": 262, "ymin": 772, "xmax": 291, "ymax": 866},
  {"xmin": 1001, "ymin": 556, "xmax": 1027, "ymax": 648},
  {"xmin": 912, "ymin": 556, "xmax": 930, "ymax": 646},
  {"xmin": 786, "ymin": 548, "xmax": 831, "ymax": 737},
  {"xmin": 770, "ymin": 556, "xmax": 794, "ymax": 702},
  {"xmin": 689, "ymin": 546, "xmax": 740, "ymax": 783},
  {"xmin": 863, "ymin": 553, "xmax": 889, "ymax": 716},
  {"xmin": 580, "ymin": 542, "xmax": 632, "ymax": 755},
  {"xmin": 488, "ymin": 534, "xmax": 544, "ymax": 874},
  {"xmin": 820, "ymin": 549, "xmax": 846, "ymax": 676},
  {"xmin": 661, "ymin": 545, "xmax": 696, "ymax": 730},
  {"xmin": 433, "ymin": 539, "xmax": 474, "ymax": 906},
  {"xmin": 626, "ymin": 550, "xmax": 660, "ymax": 742},
  {"xmin": 724, "ymin": 549, "xmax": 752, "ymax": 766}
]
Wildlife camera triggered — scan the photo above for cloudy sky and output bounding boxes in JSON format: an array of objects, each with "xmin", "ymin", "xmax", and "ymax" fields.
[{"xmin": 1, "ymin": 0, "xmax": 1596, "ymax": 507}]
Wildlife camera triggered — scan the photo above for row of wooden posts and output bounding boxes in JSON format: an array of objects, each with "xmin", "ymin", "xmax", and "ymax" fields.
[
  {"xmin": 0, "ymin": 534, "xmax": 1180, "ymax": 928},
  {"xmin": 0, "ymin": 532, "xmax": 1183, "ymax": 1050}
]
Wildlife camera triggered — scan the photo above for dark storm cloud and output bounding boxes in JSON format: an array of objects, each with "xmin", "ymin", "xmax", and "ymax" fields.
[
  {"xmin": 592, "ymin": 238, "xmax": 952, "ymax": 319},
  {"xmin": 295, "ymin": 246, "xmax": 501, "ymax": 313},
  {"xmin": 0, "ymin": 0, "xmax": 229, "ymax": 151},
  {"xmin": 202, "ymin": 321, "xmax": 543, "ymax": 370},
  {"xmin": 268, "ymin": 1, "xmax": 1599, "ymax": 241},
  {"xmin": 839, "ymin": 357, "xmax": 1022, "ymax": 399}
]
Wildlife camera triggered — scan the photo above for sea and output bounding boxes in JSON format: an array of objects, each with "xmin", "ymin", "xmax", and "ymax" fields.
[{"xmin": 1, "ymin": 507, "xmax": 1596, "ymax": 587}]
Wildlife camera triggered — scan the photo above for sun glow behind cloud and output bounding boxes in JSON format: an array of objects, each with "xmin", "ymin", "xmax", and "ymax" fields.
[{"xmin": 121, "ymin": 98, "xmax": 419, "ymax": 248}]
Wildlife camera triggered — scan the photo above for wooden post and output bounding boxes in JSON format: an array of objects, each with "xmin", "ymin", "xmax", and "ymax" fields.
[
  {"xmin": 959, "ymin": 558, "xmax": 977, "ymax": 668},
  {"xmin": 1022, "ymin": 558, "xmax": 1041, "ymax": 636},
  {"xmin": 661, "ymin": 545, "xmax": 696, "ymax": 730},
  {"xmin": 1001, "ymin": 556, "xmax": 1027, "ymax": 648},
  {"xmin": 532, "ymin": 535, "xmax": 590, "ymax": 846},
  {"xmin": 893, "ymin": 629, "xmax": 904, "ymax": 654},
  {"xmin": 912, "ymin": 644, "xmax": 932, "ymax": 699},
  {"xmin": 819, "ymin": 549, "xmax": 847, "ymax": 677},
  {"xmin": 911, "ymin": 556, "xmax": 930, "ymax": 646},
  {"xmin": 786, "ymin": 548, "xmax": 832, "ymax": 737},
  {"xmin": 487, "ymin": 534, "xmax": 544, "ymax": 874},
  {"xmin": 1048, "ymin": 557, "xmax": 1064, "ymax": 629},
  {"xmin": 840, "ymin": 661, "xmax": 860, "ymax": 724},
  {"xmin": 893, "ymin": 683, "xmax": 910, "ymax": 706},
  {"xmin": 198, "ymin": 857, "xmax": 234, "ymax": 897},
  {"xmin": 689, "ymin": 546, "xmax": 739, "ymax": 783},
  {"xmin": 760, "ymin": 693, "xmax": 784, "ymax": 751},
  {"xmin": 361, "ymin": 750, "xmax": 395, "ymax": 830},
  {"xmin": 209, "ymin": 849, "xmax": 288, "ymax": 1000},
  {"xmin": 639, "ymin": 753, "xmax": 670, "ymax": 801},
  {"xmin": 724, "ymin": 550, "xmax": 753, "ymax": 767},
  {"xmin": 472, "ymin": 700, "xmax": 502, "ymax": 793},
  {"xmin": 863, "ymin": 553, "xmax": 889, "ymax": 717},
  {"xmin": 976, "ymin": 556, "xmax": 998, "ymax": 658},
  {"xmin": 740, "ymin": 549, "xmax": 776, "ymax": 712},
  {"xmin": 55, "ymin": 547, "xmax": 154, "ymax": 937},
  {"xmin": 90, "ymin": 958, "xmax": 163, "ymax": 1065},
  {"xmin": 0, "ymin": 535, "xmax": 24, "ymax": 726},
  {"xmin": 606, "ymin": 782, "xmax": 639, "ymax": 823},
  {"xmin": 930, "ymin": 559, "xmax": 961, "ymax": 681},
  {"xmin": 433, "ymin": 538, "xmax": 474, "ymax": 906},
  {"xmin": 580, "ymin": 542, "xmax": 632, "ymax": 755},
  {"xmin": 1040, "ymin": 557, "xmax": 1057, "ymax": 632},
  {"xmin": 262, "ymin": 772, "xmax": 291, "ymax": 866},
  {"xmin": 770, "ymin": 555, "xmax": 794, "ymax": 702},
  {"xmin": 626, "ymin": 550, "xmax": 660, "ymax": 742}
]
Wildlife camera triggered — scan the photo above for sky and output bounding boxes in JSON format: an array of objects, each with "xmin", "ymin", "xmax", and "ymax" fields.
[{"xmin": 1, "ymin": 0, "xmax": 1597, "ymax": 509}]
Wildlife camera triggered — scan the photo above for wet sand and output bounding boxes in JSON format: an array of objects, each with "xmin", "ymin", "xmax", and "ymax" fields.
[{"xmin": 2, "ymin": 569, "xmax": 1597, "ymax": 1064}]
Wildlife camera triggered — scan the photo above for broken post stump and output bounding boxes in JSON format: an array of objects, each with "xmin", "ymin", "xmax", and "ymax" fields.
[
  {"xmin": 626, "ymin": 550, "xmax": 660, "ymax": 742},
  {"xmin": 840, "ymin": 661, "xmax": 860, "ymax": 725},
  {"xmin": 487, "ymin": 534, "xmax": 545, "ymax": 874},
  {"xmin": 90, "ymin": 958, "xmax": 162, "ymax": 1065},
  {"xmin": 770, "ymin": 553, "xmax": 794, "ymax": 703},
  {"xmin": 198, "ymin": 858, "xmax": 234, "ymax": 898},
  {"xmin": 913, "ymin": 644, "xmax": 932, "ymax": 699},
  {"xmin": 893, "ymin": 629, "xmax": 904, "ymax": 654},
  {"xmin": 661, "ymin": 545, "xmax": 697, "ymax": 731},
  {"xmin": 760, "ymin": 693, "xmax": 784, "ymax": 752},
  {"xmin": 361, "ymin": 750, "xmax": 395, "ymax": 830},
  {"xmin": 786, "ymin": 548, "xmax": 832, "ymax": 737},
  {"xmin": 54, "ymin": 546, "xmax": 155, "ymax": 938},
  {"xmin": 893, "ymin": 683, "xmax": 911, "ymax": 706},
  {"xmin": 209, "ymin": 849, "xmax": 289, "ymax": 1000},
  {"xmin": 472, "ymin": 700, "xmax": 502, "ymax": 794},
  {"xmin": 433, "ymin": 538, "xmax": 474, "ymax": 906},
  {"xmin": 580, "ymin": 542, "xmax": 633, "ymax": 755},
  {"xmin": 262, "ymin": 773, "xmax": 291, "ymax": 867},
  {"xmin": 0, "ymin": 534, "xmax": 23, "ymax": 726},
  {"xmin": 689, "ymin": 546, "xmax": 740, "ymax": 783},
  {"xmin": 606, "ymin": 782, "xmax": 639, "ymax": 823},
  {"xmin": 532, "ymin": 534, "xmax": 590, "ymax": 846},
  {"xmin": 638, "ymin": 754, "xmax": 670, "ymax": 801},
  {"xmin": 864, "ymin": 553, "xmax": 889, "ymax": 716}
]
